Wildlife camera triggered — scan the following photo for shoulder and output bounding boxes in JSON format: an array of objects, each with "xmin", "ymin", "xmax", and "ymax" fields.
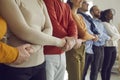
[
  {"xmin": 103, "ymin": 22, "xmax": 109, "ymax": 25},
  {"xmin": 102, "ymin": 22, "xmax": 111, "ymax": 27}
]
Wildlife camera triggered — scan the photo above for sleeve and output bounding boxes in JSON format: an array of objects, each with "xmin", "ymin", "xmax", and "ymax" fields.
[
  {"xmin": 67, "ymin": 5, "xmax": 78, "ymax": 38},
  {"xmin": 0, "ymin": 17, "xmax": 7, "ymax": 40},
  {"xmin": 102, "ymin": 25, "xmax": 111, "ymax": 40},
  {"xmin": 44, "ymin": 0, "xmax": 67, "ymax": 38},
  {"xmin": 0, "ymin": 42, "xmax": 18, "ymax": 63},
  {"xmin": 42, "ymin": 1, "xmax": 52, "ymax": 35},
  {"xmin": 72, "ymin": 14, "xmax": 94, "ymax": 40},
  {"xmin": 114, "ymin": 26, "xmax": 120, "ymax": 40},
  {"xmin": 0, "ymin": 0, "xmax": 64, "ymax": 47},
  {"xmin": 103, "ymin": 22, "xmax": 120, "ymax": 41}
]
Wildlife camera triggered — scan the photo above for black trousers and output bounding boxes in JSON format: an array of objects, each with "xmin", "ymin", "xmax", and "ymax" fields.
[
  {"xmin": 90, "ymin": 45, "xmax": 104, "ymax": 80},
  {"xmin": 83, "ymin": 53, "xmax": 94, "ymax": 80},
  {"xmin": 101, "ymin": 47, "xmax": 116, "ymax": 80},
  {"xmin": 0, "ymin": 62, "xmax": 46, "ymax": 80}
]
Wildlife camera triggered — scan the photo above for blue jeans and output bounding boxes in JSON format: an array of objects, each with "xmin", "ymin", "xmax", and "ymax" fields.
[{"xmin": 0, "ymin": 62, "xmax": 46, "ymax": 80}]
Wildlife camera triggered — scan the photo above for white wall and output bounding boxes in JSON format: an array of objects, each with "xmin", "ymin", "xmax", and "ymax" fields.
[
  {"xmin": 93, "ymin": 0, "xmax": 120, "ymax": 27},
  {"xmin": 64, "ymin": 0, "xmax": 120, "ymax": 27}
]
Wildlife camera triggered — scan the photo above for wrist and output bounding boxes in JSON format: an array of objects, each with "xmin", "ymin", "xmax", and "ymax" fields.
[{"xmin": 59, "ymin": 38, "xmax": 66, "ymax": 47}]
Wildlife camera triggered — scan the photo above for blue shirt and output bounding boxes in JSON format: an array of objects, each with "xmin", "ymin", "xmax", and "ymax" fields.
[
  {"xmin": 82, "ymin": 15, "xmax": 94, "ymax": 54},
  {"xmin": 92, "ymin": 18, "xmax": 110, "ymax": 46}
]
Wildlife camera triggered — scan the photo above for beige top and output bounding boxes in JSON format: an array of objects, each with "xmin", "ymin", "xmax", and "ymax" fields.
[
  {"xmin": 0, "ymin": 0, "xmax": 64, "ymax": 67},
  {"xmin": 103, "ymin": 22, "xmax": 120, "ymax": 47}
]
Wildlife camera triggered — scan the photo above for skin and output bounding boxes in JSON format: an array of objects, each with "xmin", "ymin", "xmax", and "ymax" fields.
[
  {"xmin": 71, "ymin": 0, "xmax": 83, "ymax": 8},
  {"xmin": 105, "ymin": 10, "xmax": 113, "ymax": 23},
  {"xmin": 79, "ymin": 2, "xmax": 99, "ymax": 41},
  {"xmin": 80, "ymin": 0, "xmax": 89, "ymax": 12},
  {"xmin": 90, "ymin": 6, "xmax": 101, "ymax": 18}
]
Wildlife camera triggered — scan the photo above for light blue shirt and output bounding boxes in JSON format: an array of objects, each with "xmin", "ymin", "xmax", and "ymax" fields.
[
  {"xmin": 82, "ymin": 15, "xmax": 94, "ymax": 54},
  {"xmin": 92, "ymin": 18, "xmax": 110, "ymax": 46}
]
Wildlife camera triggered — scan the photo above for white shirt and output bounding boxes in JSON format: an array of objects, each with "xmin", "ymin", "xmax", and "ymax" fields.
[{"xmin": 103, "ymin": 22, "xmax": 120, "ymax": 47}]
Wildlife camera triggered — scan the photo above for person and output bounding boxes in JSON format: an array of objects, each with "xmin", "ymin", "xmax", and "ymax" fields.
[
  {"xmin": 77, "ymin": 1, "xmax": 99, "ymax": 80},
  {"xmin": 43, "ymin": 0, "xmax": 78, "ymax": 80},
  {"xmin": 66, "ymin": 0, "xmax": 95, "ymax": 80},
  {"xmin": 117, "ymin": 24, "xmax": 120, "ymax": 72},
  {"xmin": 0, "ymin": 16, "xmax": 32, "ymax": 64},
  {"xmin": 118, "ymin": 54, "xmax": 120, "ymax": 72},
  {"xmin": 89, "ymin": 5, "xmax": 110, "ymax": 80},
  {"xmin": 99, "ymin": 9, "xmax": 120, "ymax": 80},
  {"xmin": 0, "ymin": 0, "xmax": 69, "ymax": 80},
  {"xmin": 0, "ymin": 16, "xmax": 33, "ymax": 79}
]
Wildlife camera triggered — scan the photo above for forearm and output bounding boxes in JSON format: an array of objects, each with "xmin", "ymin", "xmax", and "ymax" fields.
[
  {"xmin": 43, "ymin": 1, "xmax": 53, "ymax": 35},
  {"xmin": 0, "ymin": 0, "xmax": 65, "ymax": 47},
  {"xmin": 0, "ymin": 17, "xmax": 7, "ymax": 39},
  {"xmin": 68, "ymin": 10, "xmax": 78, "ymax": 38},
  {"xmin": 44, "ymin": 0, "xmax": 67, "ymax": 37},
  {"xmin": 82, "ymin": 32, "xmax": 95, "ymax": 40},
  {"xmin": 0, "ymin": 42, "xmax": 18, "ymax": 63}
]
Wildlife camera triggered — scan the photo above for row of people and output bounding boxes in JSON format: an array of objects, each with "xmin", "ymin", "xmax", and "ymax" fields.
[
  {"xmin": 0, "ymin": 0, "xmax": 79, "ymax": 80},
  {"xmin": 66, "ymin": 0, "xmax": 120, "ymax": 80},
  {"xmin": 0, "ymin": 0, "xmax": 120, "ymax": 80}
]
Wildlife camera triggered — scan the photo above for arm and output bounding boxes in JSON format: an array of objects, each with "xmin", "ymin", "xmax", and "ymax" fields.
[
  {"xmin": 0, "ymin": 0, "xmax": 64, "ymax": 47},
  {"xmin": 0, "ymin": 42, "xmax": 18, "ymax": 63},
  {"xmin": 44, "ymin": 0, "xmax": 67, "ymax": 38},
  {"xmin": 0, "ymin": 17, "xmax": 17, "ymax": 63},
  {"xmin": 114, "ymin": 26, "xmax": 120, "ymax": 40},
  {"xmin": 67, "ymin": 5, "xmax": 77, "ymax": 38},
  {"xmin": 103, "ymin": 22, "xmax": 120, "ymax": 40},
  {"xmin": 42, "ymin": 1, "xmax": 52, "ymax": 35},
  {"xmin": 44, "ymin": 0, "xmax": 77, "ymax": 38},
  {"xmin": 0, "ymin": 42, "xmax": 33, "ymax": 64},
  {"xmin": 102, "ymin": 25, "xmax": 111, "ymax": 40},
  {"xmin": 0, "ymin": 17, "xmax": 7, "ymax": 40},
  {"xmin": 72, "ymin": 13, "xmax": 95, "ymax": 40},
  {"xmin": 0, "ymin": 16, "xmax": 31, "ymax": 64}
]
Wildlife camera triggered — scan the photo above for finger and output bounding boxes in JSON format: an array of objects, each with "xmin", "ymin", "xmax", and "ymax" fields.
[
  {"xmin": 23, "ymin": 44, "xmax": 31, "ymax": 48},
  {"xmin": 20, "ymin": 48, "xmax": 31, "ymax": 57},
  {"xmin": 26, "ymin": 47, "xmax": 33, "ymax": 54},
  {"xmin": 63, "ymin": 43, "xmax": 69, "ymax": 51}
]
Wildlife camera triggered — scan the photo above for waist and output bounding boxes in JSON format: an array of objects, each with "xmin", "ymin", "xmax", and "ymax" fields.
[
  {"xmin": 44, "ymin": 46, "xmax": 64, "ymax": 55},
  {"xmin": 6, "ymin": 49, "xmax": 45, "ymax": 68}
]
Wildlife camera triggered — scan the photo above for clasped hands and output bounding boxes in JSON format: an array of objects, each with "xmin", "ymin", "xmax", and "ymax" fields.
[
  {"xmin": 12, "ymin": 37, "xmax": 84, "ymax": 64},
  {"xmin": 92, "ymin": 34, "xmax": 99, "ymax": 42},
  {"xmin": 61, "ymin": 37, "xmax": 84, "ymax": 51},
  {"xmin": 12, "ymin": 44, "xmax": 33, "ymax": 65}
]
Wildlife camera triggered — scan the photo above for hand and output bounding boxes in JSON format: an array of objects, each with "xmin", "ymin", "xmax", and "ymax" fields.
[
  {"xmin": 73, "ymin": 39, "xmax": 83, "ymax": 49},
  {"xmin": 12, "ymin": 44, "xmax": 33, "ymax": 65},
  {"xmin": 26, "ymin": 46, "xmax": 33, "ymax": 54},
  {"xmin": 62, "ymin": 37, "xmax": 76, "ymax": 51},
  {"xmin": 59, "ymin": 38, "xmax": 66, "ymax": 47},
  {"xmin": 92, "ymin": 35, "xmax": 99, "ymax": 42}
]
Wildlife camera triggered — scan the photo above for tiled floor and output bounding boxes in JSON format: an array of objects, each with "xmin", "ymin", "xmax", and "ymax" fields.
[
  {"xmin": 64, "ymin": 70, "xmax": 120, "ymax": 80},
  {"xmin": 85, "ymin": 71, "xmax": 120, "ymax": 80},
  {"xmin": 64, "ymin": 60, "xmax": 120, "ymax": 80}
]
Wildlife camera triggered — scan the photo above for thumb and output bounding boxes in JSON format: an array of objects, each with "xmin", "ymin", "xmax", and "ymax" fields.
[
  {"xmin": 23, "ymin": 44, "xmax": 31, "ymax": 48},
  {"xmin": 26, "ymin": 47, "xmax": 33, "ymax": 54},
  {"xmin": 22, "ymin": 44, "xmax": 33, "ymax": 54}
]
